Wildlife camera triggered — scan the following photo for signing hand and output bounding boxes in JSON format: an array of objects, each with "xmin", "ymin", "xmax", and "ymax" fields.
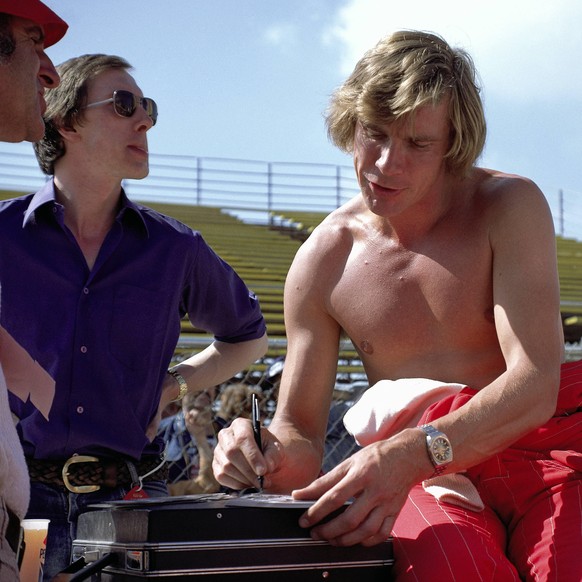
[{"xmin": 213, "ymin": 416, "xmax": 283, "ymax": 490}]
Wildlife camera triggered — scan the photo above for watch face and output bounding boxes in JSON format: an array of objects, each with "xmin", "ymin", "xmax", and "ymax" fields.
[{"xmin": 431, "ymin": 436, "xmax": 452, "ymax": 464}]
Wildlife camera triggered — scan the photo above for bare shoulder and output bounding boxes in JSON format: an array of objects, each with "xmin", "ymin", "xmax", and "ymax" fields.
[
  {"xmin": 471, "ymin": 167, "xmax": 555, "ymax": 246},
  {"xmin": 293, "ymin": 196, "xmax": 364, "ymax": 264},
  {"xmin": 475, "ymin": 168, "xmax": 548, "ymax": 209}
]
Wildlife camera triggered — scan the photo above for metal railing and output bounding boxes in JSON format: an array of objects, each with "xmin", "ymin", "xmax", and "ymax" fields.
[
  {"xmin": 0, "ymin": 145, "xmax": 361, "ymax": 225},
  {"xmin": 2, "ymin": 145, "xmax": 581, "ymax": 238}
]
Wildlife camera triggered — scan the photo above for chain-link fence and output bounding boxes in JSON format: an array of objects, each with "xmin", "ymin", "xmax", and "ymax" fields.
[
  {"xmin": 159, "ymin": 358, "xmax": 369, "ymax": 493},
  {"xmin": 159, "ymin": 339, "xmax": 582, "ymax": 494}
]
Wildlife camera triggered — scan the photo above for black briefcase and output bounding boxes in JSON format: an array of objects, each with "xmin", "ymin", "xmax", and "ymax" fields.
[{"xmin": 70, "ymin": 493, "xmax": 393, "ymax": 580}]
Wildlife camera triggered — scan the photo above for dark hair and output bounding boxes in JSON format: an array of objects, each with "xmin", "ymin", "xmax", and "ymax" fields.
[
  {"xmin": 326, "ymin": 30, "xmax": 486, "ymax": 176},
  {"xmin": 0, "ymin": 14, "xmax": 16, "ymax": 62},
  {"xmin": 34, "ymin": 53, "xmax": 132, "ymax": 175}
]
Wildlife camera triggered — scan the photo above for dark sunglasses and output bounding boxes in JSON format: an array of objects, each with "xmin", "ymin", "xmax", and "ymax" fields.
[{"xmin": 84, "ymin": 90, "xmax": 158, "ymax": 126}]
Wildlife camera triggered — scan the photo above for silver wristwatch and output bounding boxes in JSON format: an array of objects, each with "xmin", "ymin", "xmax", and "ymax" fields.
[{"xmin": 419, "ymin": 424, "xmax": 453, "ymax": 477}]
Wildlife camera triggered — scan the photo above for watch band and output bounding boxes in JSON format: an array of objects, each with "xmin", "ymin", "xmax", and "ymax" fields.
[
  {"xmin": 428, "ymin": 461, "xmax": 447, "ymax": 478},
  {"xmin": 419, "ymin": 424, "xmax": 440, "ymax": 438},
  {"xmin": 419, "ymin": 424, "xmax": 452, "ymax": 478},
  {"xmin": 167, "ymin": 369, "xmax": 188, "ymax": 402}
]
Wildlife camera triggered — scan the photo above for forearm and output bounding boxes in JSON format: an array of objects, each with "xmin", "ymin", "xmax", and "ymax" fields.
[
  {"xmin": 427, "ymin": 363, "xmax": 560, "ymax": 476},
  {"xmin": 169, "ymin": 334, "xmax": 267, "ymax": 397}
]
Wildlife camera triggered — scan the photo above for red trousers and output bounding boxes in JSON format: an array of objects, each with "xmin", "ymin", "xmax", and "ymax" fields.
[{"xmin": 391, "ymin": 360, "xmax": 582, "ymax": 581}]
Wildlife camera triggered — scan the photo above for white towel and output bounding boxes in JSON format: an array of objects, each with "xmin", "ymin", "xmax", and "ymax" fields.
[
  {"xmin": 343, "ymin": 378, "xmax": 465, "ymax": 446},
  {"xmin": 343, "ymin": 378, "xmax": 484, "ymax": 512}
]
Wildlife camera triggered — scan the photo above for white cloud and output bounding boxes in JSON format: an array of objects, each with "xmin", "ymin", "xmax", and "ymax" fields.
[
  {"xmin": 325, "ymin": 0, "xmax": 582, "ymax": 100},
  {"xmin": 263, "ymin": 23, "xmax": 298, "ymax": 48}
]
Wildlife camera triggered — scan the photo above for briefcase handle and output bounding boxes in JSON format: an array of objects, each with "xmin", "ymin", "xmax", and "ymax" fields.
[{"xmin": 52, "ymin": 553, "xmax": 118, "ymax": 581}]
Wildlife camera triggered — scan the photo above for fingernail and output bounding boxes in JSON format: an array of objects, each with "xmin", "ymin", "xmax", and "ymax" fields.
[{"xmin": 299, "ymin": 517, "xmax": 309, "ymax": 528}]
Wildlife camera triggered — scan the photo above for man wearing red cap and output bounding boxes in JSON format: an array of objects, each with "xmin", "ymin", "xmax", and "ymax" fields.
[
  {"xmin": 0, "ymin": 0, "xmax": 67, "ymax": 142},
  {"xmin": 0, "ymin": 1, "xmax": 67, "ymax": 578}
]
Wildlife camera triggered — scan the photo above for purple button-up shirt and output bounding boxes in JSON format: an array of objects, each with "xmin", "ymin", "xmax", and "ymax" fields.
[{"xmin": 0, "ymin": 181, "xmax": 266, "ymax": 460}]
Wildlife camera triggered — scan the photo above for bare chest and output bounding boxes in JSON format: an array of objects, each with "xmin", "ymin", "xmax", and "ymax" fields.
[{"xmin": 328, "ymin": 238, "xmax": 499, "ymax": 380}]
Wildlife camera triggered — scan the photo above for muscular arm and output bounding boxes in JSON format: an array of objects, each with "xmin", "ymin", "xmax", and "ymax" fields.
[
  {"xmin": 266, "ymin": 236, "xmax": 345, "ymax": 491},
  {"xmin": 213, "ymin": 220, "xmax": 348, "ymax": 492},
  {"xmin": 435, "ymin": 176, "xmax": 562, "ymax": 467}
]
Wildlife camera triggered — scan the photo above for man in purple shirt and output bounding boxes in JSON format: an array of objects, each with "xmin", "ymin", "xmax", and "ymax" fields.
[
  {"xmin": 0, "ymin": 0, "xmax": 67, "ymax": 577},
  {"xmin": 0, "ymin": 53, "xmax": 267, "ymax": 579}
]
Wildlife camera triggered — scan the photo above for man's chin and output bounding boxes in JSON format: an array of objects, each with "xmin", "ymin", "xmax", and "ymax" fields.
[
  {"xmin": 26, "ymin": 120, "xmax": 47, "ymax": 144},
  {"xmin": 0, "ymin": 123, "xmax": 43, "ymax": 144},
  {"xmin": 133, "ymin": 168, "xmax": 150, "ymax": 181}
]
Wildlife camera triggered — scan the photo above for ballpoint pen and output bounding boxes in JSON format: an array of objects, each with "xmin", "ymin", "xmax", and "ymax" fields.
[{"xmin": 251, "ymin": 393, "xmax": 264, "ymax": 492}]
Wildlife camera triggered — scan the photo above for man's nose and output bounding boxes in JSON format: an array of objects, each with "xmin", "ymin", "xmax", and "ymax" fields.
[
  {"xmin": 376, "ymin": 143, "xmax": 403, "ymax": 174},
  {"xmin": 39, "ymin": 52, "xmax": 60, "ymax": 88}
]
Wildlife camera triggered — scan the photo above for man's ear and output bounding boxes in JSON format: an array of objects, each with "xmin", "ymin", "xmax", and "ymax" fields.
[{"xmin": 57, "ymin": 124, "xmax": 80, "ymax": 143}]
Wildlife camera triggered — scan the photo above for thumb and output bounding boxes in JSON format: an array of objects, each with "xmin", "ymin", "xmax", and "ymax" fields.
[{"xmin": 292, "ymin": 464, "xmax": 345, "ymax": 499}]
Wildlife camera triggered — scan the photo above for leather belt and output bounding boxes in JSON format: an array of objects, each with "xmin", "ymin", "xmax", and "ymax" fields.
[
  {"xmin": 5, "ymin": 505, "xmax": 21, "ymax": 555},
  {"xmin": 26, "ymin": 455, "xmax": 168, "ymax": 494}
]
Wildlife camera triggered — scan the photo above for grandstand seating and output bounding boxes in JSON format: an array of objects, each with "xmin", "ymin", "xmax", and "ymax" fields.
[
  {"xmin": 146, "ymin": 203, "xmax": 300, "ymax": 341},
  {"xmin": 2, "ymin": 189, "xmax": 582, "ymax": 347},
  {"xmin": 147, "ymin": 203, "xmax": 582, "ymax": 346},
  {"xmin": 556, "ymin": 236, "xmax": 582, "ymax": 341}
]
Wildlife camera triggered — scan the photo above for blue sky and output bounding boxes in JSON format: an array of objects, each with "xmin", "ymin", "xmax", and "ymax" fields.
[{"xmin": 8, "ymin": 0, "xmax": 582, "ymax": 234}]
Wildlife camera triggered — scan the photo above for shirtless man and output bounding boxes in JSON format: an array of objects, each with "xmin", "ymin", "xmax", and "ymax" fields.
[{"xmin": 214, "ymin": 31, "xmax": 581, "ymax": 580}]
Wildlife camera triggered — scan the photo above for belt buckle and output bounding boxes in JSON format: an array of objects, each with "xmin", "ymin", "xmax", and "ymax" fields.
[{"xmin": 62, "ymin": 455, "xmax": 100, "ymax": 493}]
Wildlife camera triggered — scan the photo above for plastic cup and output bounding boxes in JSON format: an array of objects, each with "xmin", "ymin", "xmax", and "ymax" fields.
[{"xmin": 19, "ymin": 519, "xmax": 50, "ymax": 582}]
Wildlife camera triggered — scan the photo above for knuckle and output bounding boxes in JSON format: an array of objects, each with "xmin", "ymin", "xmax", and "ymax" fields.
[{"xmin": 342, "ymin": 512, "xmax": 361, "ymax": 530}]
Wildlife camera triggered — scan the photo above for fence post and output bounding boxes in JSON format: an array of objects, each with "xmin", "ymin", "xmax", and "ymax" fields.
[
  {"xmin": 559, "ymin": 188, "xmax": 564, "ymax": 237},
  {"xmin": 336, "ymin": 165, "xmax": 341, "ymax": 208},
  {"xmin": 195, "ymin": 157, "xmax": 201, "ymax": 205},
  {"xmin": 267, "ymin": 162, "xmax": 273, "ymax": 224}
]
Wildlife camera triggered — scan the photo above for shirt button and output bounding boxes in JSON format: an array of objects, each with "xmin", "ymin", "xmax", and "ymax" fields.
[
  {"xmin": 80, "ymin": 345, "xmax": 88, "ymax": 353},
  {"xmin": 77, "ymin": 406, "xmax": 84, "ymax": 414},
  {"xmin": 83, "ymin": 287, "xmax": 89, "ymax": 295}
]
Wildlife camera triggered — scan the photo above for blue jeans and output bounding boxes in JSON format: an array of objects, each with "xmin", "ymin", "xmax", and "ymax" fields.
[{"xmin": 27, "ymin": 480, "xmax": 168, "ymax": 581}]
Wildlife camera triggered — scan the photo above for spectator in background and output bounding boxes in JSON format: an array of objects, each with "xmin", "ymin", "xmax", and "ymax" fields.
[
  {"xmin": 164, "ymin": 383, "xmax": 261, "ymax": 496},
  {"xmin": 0, "ymin": 53, "xmax": 267, "ymax": 578},
  {"xmin": 164, "ymin": 390, "xmax": 220, "ymax": 496},
  {"xmin": 215, "ymin": 382, "xmax": 261, "ymax": 426},
  {"xmin": 0, "ymin": 0, "xmax": 67, "ymax": 577}
]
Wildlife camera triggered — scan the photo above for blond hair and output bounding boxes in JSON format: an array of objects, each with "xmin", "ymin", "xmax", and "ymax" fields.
[{"xmin": 326, "ymin": 30, "xmax": 486, "ymax": 176}]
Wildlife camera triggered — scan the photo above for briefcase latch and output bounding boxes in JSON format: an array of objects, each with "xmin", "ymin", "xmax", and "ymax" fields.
[{"xmin": 126, "ymin": 549, "xmax": 148, "ymax": 571}]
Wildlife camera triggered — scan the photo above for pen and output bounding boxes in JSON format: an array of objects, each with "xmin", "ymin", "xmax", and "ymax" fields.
[{"xmin": 251, "ymin": 393, "xmax": 264, "ymax": 492}]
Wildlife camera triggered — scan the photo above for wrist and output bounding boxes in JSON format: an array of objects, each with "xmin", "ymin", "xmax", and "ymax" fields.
[
  {"xmin": 167, "ymin": 368, "xmax": 188, "ymax": 402},
  {"xmin": 419, "ymin": 424, "xmax": 453, "ymax": 478}
]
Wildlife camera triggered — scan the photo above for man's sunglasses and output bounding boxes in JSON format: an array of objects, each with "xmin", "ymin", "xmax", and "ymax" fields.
[{"xmin": 84, "ymin": 90, "xmax": 158, "ymax": 126}]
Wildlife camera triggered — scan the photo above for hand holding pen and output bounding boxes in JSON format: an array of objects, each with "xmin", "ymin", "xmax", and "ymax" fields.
[{"xmin": 251, "ymin": 393, "xmax": 264, "ymax": 492}]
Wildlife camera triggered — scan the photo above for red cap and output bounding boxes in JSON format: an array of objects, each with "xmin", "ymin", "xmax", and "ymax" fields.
[{"xmin": 0, "ymin": 0, "xmax": 68, "ymax": 47}]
